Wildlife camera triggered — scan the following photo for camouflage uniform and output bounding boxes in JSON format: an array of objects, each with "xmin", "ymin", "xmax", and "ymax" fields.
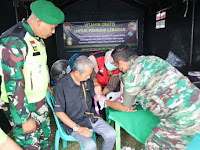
[
  {"xmin": 0, "ymin": 21, "xmax": 52, "ymax": 149},
  {"xmin": 122, "ymin": 56, "xmax": 200, "ymax": 150}
]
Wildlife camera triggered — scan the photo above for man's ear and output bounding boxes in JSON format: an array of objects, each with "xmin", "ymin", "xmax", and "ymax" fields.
[
  {"xmin": 35, "ymin": 18, "xmax": 42, "ymax": 27},
  {"xmin": 74, "ymin": 70, "xmax": 80, "ymax": 77}
]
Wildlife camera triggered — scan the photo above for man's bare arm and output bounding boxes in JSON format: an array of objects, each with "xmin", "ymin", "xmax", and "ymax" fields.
[{"xmin": 106, "ymin": 101, "xmax": 137, "ymax": 112}]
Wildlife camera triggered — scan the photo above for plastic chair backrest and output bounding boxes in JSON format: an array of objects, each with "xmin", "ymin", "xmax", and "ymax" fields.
[{"xmin": 46, "ymin": 90, "xmax": 68, "ymax": 136}]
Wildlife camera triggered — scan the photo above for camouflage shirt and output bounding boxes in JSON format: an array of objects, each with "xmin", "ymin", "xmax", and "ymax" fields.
[
  {"xmin": 123, "ymin": 56, "xmax": 200, "ymax": 118},
  {"xmin": 0, "ymin": 22, "xmax": 35, "ymax": 124}
]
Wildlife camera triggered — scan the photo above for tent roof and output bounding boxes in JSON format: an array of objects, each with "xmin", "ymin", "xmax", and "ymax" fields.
[
  {"xmin": 52, "ymin": 0, "xmax": 180, "ymax": 10},
  {"xmin": 17, "ymin": 0, "xmax": 181, "ymax": 10}
]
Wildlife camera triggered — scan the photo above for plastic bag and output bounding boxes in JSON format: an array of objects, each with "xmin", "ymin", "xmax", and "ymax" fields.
[
  {"xmin": 166, "ymin": 51, "xmax": 186, "ymax": 67},
  {"xmin": 121, "ymin": 146, "xmax": 135, "ymax": 150}
]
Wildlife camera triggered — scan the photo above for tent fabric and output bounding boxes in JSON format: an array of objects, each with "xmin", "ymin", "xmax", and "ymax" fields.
[{"xmin": 106, "ymin": 105, "xmax": 160, "ymax": 144}]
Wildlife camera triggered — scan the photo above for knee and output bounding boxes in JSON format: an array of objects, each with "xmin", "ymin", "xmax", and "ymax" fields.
[
  {"xmin": 105, "ymin": 128, "xmax": 117, "ymax": 142},
  {"xmin": 83, "ymin": 140, "xmax": 97, "ymax": 150}
]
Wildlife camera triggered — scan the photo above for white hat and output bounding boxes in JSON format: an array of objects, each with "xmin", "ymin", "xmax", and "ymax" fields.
[{"xmin": 105, "ymin": 49, "xmax": 114, "ymax": 64}]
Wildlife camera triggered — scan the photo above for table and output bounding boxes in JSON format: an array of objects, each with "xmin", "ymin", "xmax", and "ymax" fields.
[{"xmin": 106, "ymin": 105, "xmax": 160, "ymax": 150}]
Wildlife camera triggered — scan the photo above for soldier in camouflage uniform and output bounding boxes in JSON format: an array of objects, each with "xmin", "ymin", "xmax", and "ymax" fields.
[
  {"xmin": 0, "ymin": 0, "xmax": 64, "ymax": 149},
  {"xmin": 107, "ymin": 44, "xmax": 200, "ymax": 149}
]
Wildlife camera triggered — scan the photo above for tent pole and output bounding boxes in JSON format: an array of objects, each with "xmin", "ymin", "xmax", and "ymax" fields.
[
  {"xmin": 189, "ymin": 0, "xmax": 196, "ymax": 67},
  {"xmin": 13, "ymin": 0, "xmax": 19, "ymax": 23}
]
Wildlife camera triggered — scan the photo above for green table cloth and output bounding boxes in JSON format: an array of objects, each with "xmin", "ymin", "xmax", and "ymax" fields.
[{"xmin": 106, "ymin": 105, "xmax": 160, "ymax": 144}]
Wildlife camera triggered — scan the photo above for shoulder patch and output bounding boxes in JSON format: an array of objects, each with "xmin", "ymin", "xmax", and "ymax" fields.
[{"xmin": 10, "ymin": 54, "xmax": 23, "ymax": 62}]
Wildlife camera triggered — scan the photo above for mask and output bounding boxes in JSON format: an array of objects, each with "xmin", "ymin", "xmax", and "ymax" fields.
[{"xmin": 105, "ymin": 63, "xmax": 117, "ymax": 71}]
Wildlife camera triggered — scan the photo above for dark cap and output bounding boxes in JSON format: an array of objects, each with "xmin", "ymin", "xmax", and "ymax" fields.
[{"xmin": 69, "ymin": 54, "xmax": 81, "ymax": 69}]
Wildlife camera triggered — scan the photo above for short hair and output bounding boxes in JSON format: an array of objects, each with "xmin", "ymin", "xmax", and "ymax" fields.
[
  {"xmin": 111, "ymin": 44, "xmax": 137, "ymax": 63},
  {"xmin": 73, "ymin": 55, "xmax": 94, "ymax": 74}
]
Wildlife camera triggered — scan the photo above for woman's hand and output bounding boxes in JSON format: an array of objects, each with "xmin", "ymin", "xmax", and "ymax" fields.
[{"xmin": 94, "ymin": 94, "xmax": 106, "ymax": 102}]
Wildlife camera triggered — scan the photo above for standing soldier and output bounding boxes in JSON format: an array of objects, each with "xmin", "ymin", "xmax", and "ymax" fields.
[{"xmin": 0, "ymin": 0, "xmax": 64, "ymax": 149}]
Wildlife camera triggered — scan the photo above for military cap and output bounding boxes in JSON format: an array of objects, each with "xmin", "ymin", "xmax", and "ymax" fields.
[{"xmin": 30, "ymin": 0, "xmax": 65, "ymax": 24}]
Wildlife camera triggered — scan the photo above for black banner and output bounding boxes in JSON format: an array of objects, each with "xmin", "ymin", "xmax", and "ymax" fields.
[{"xmin": 63, "ymin": 21, "xmax": 138, "ymax": 51}]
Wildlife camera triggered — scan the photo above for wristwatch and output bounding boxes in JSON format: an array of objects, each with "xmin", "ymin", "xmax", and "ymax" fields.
[{"xmin": 72, "ymin": 124, "xmax": 79, "ymax": 132}]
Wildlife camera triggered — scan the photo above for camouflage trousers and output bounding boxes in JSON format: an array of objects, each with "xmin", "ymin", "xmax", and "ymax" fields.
[
  {"xmin": 1, "ymin": 99, "xmax": 52, "ymax": 150},
  {"xmin": 144, "ymin": 98, "xmax": 200, "ymax": 150}
]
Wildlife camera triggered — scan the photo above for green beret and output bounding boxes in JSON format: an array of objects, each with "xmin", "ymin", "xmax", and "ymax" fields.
[{"xmin": 30, "ymin": 0, "xmax": 65, "ymax": 24}]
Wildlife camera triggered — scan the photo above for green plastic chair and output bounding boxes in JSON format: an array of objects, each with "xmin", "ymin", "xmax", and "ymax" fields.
[{"xmin": 46, "ymin": 90, "xmax": 97, "ymax": 150}]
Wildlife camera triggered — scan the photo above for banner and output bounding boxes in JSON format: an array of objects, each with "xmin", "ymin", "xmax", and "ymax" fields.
[{"xmin": 63, "ymin": 20, "xmax": 138, "ymax": 52}]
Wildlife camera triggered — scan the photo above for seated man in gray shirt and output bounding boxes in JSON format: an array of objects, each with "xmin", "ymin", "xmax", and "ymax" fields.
[{"xmin": 54, "ymin": 55, "xmax": 116, "ymax": 150}]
